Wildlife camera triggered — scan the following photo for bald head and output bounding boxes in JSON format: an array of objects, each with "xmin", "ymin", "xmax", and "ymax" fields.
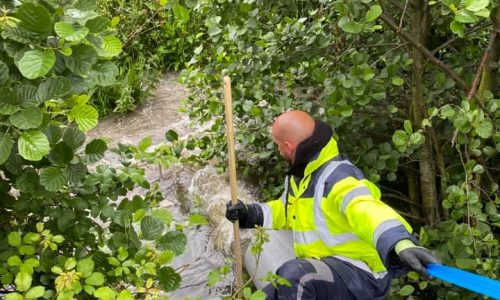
[{"xmin": 271, "ymin": 110, "xmax": 315, "ymax": 163}]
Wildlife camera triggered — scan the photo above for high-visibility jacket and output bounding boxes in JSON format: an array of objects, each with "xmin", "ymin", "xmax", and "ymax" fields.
[{"xmin": 256, "ymin": 138, "xmax": 415, "ymax": 274}]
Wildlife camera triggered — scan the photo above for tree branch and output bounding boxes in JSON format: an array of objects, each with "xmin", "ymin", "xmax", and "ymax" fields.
[
  {"xmin": 375, "ymin": 5, "xmax": 470, "ymax": 94},
  {"xmin": 431, "ymin": 21, "xmax": 492, "ymax": 55}
]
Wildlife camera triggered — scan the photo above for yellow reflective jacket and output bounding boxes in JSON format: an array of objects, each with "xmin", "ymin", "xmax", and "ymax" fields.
[{"xmin": 256, "ymin": 138, "xmax": 414, "ymax": 274}]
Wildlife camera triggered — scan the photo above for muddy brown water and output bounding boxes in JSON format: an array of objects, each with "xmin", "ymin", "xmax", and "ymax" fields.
[{"xmin": 88, "ymin": 73, "xmax": 256, "ymax": 299}]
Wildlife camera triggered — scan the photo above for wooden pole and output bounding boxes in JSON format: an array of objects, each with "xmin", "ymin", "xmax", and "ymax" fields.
[{"xmin": 223, "ymin": 76, "xmax": 243, "ymax": 296}]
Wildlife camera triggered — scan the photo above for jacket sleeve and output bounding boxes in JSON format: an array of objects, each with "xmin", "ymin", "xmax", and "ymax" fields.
[{"xmin": 327, "ymin": 176, "xmax": 418, "ymax": 266}]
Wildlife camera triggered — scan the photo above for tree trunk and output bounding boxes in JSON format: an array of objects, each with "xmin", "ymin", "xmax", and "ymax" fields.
[{"xmin": 408, "ymin": 0, "xmax": 439, "ymax": 225}]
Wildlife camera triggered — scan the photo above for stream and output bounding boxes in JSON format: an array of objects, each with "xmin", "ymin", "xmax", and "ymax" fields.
[{"xmin": 88, "ymin": 73, "xmax": 257, "ymax": 299}]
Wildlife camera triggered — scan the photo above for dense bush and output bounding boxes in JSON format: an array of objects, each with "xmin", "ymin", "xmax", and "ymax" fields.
[
  {"xmin": 0, "ymin": 1, "xmax": 187, "ymax": 299},
  {"xmin": 178, "ymin": 0, "xmax": 499, "ymax": 298}
]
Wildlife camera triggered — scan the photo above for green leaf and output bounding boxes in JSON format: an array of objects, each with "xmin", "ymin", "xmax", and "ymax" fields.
[
  {"xmin": 157, "ymin": 266, "xmax": 181, "ymax": 292},
  {"xmin": 8, "ymin": 256, "xmax": 22, "ymax": 266},
  {"xmin": 36, "ymin": 77, "xmax": 72, "ymax": 102},
  {"xmin": 450, "ymin": 20, "xmax": 465, "ymax": 36},
  {"xmin": 63, "ymin": 127, "xmax": 86, "ymax": 149},
  {"xmin": 15, "ymin": 272, "xmax": 32, "ymax": 292},
  {"xmin": 465, "ymin": 0, "xmax": 489, "ymax": 12},
  {"xmin": 455, "ymin": 258, "xmax": 477, "ymax": 270},
  {"xmin": 75, "ymin": 0, "xmax": 97, "ymax": 11},
  {"xmin": 94, "ymin": 287, "xmax": 116, "ymax": 300},
  {"xmin": 391, "ymin": 76, "xmax": 404, "ymax": 86},
  {"xmin": 158, "ymin": 230, "xmax": 187, "ymax": 255},
  {"xmin": 152, "ymin": 209, "xmax": 173, "ymax": 226},
  {"xmin": 40, "ymin": 167, "xmax": 66, "ymax": 192},
  {"xmin": 140, "ymin": 216, "xmax": 165, "ymax": 240},
  {"xmin": 48, "ymin": 142, "xmax": 74, "ymax": 166},
  {"xmin": 173, "ymin": 4, "xmax": 190, "ymax": 22},
  {"xmin": 0, "ymin": 61, "xmax": 9, "ymax": 85},
  {"xmin": 165, "ymin": 129, "xmax": 179, "ymax": 142},
  {"xmin": 98, "ymin": 35, "xmax": 123, "ymax": 58},
  {"xmin": 85, "ymin": 272, "xmax": 105, "ymax": 286},
  {"xmin": 392, "ymin": 130, "xmax": 408, "ymax": 147},
  {"xmin": 455, "ymin": 10, "xmax": 478, "ymax": 23},
  {"xmin": 0, "ymin": 133, "xmax": 13, "ymax": 165},
  {"xmin": 16, "ymin": 3, "xmax": 52, "ymax": 36},
  {"xmin": 475, "ymin": 120, "xmax": 492, "ymax": 138},
  {"xmin": 25, "ymin": 286, "xmax": 45, "ymax": 299},
  {"xmin": 17, "ymin": 50, "xmax": 56, "ymax": 79},
  {"xmin": 8, "ymin": 232, "xmax": 22, "ymax": 247},
  {"xmin": 138, "ymin": 136, "xmax": 152, "ymax": 151},
  {"xmin": 18, "ymin": 130, "xmax": 50, "ymax": 161},
  {"xmin": 54, "ymin": 21, "xmax": 89, "ymax": 42},
  {"xmin": 366, "ymin": 5, "xmax": 382, "ymax": 22},
  {"xmin": 117, "ymin": 290, "xmax": 133, "ymax": 300},
  {"xmin": 70, "ymin": 104, "xmax": 98, "ymax": 132},
  {"xmin": 88, "ymin": 62, "xmax": 119, "ymax": 86},
  {"xmin": 43, "ymin": 124, "xmax": 62, "ymax": 144},
  {"xmin": 65, "ymin": 163, "xmax": 87, "ymax": 183},
  {"xmin": 9, "ymin": 107, "xmax": 43, "ymax": 129},
  {"xmin": 85, "ymin": 16, "xmax": 111, "ymax": 33},
  {"xmin": 64, "ymin": 45, "xmax": 98, "ymax": 75},
  {"xmin": 189, "ymin": 213, "xmax": 208, "ymax": 226},
  {"xmin": 403, "ymin": 120, "xmax": 413, "ymax": 134},
  {"xmin": 19, "ymin": 245, "xmax": 35, "ymax": 255},
  {"xmin": 5, "ymin": 293, "xmax": 23, "ymax": 300},
  {"xmin": 85, "ymin": 139, "xmax": 107, "ymax": 162},
  {"xmin": 77, "ymin": 258, "xmax": 94, "ymax": 278},
  {"xmin": 339, "ymin": 21, "xmax": 363, "ymax": 33},
  {"xmin": 399, "ymin": 284, "xmax": 414, "ymax": 296}
]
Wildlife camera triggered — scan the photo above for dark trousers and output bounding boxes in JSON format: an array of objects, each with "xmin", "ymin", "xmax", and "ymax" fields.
[{"xmin": 262, "ymin": 257, "xmax": 392, "ymax": 300}]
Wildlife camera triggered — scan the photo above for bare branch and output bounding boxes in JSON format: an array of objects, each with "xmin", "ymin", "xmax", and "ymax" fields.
[{"xmin": 398, "ymin": 0, "xmax": 410, "ymax": 32}]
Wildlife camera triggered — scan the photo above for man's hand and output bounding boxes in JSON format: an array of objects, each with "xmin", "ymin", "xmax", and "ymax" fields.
[
  {"xmin": 396, "ymin": 239, "xmax": 441, "ymax": 279},
  {"xmin": 225, "ymin": 200, "xmax": 248, "ymax": 222}
]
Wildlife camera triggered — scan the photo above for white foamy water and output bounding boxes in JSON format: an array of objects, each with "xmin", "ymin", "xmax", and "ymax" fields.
[{"xmin": 88, "ymin": 73, "xmax": 257, "ymax": 299}]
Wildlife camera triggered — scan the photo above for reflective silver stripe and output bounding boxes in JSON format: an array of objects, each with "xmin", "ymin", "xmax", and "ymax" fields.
[
  {"xmin": 257, "ymin": 203, "xmax": 273, "ymax": 228},
  {"xmin": 280, "ymin": 175, "xmax": 289, "ymax": 206},
  {"xmin": 294, "ymin": 230, "xmax": 359, "ymax": 247},
  {"xmin": 333, "ymin": 255, "xmax": 388, "ymax": 279},
  {"xmin": 297, "ymin": 259, "xmax": 334, "ymax": 299},
  {"xmin": 312, "ymin": 159, "xmax": 360, "ymax": 246},
  {"xmin": 341, "ymin": 186, "xmax": 372, "ymax": 214},
  {"xmin": 373, "ymin": 219, "xmax": 402, "ymax": 246}
]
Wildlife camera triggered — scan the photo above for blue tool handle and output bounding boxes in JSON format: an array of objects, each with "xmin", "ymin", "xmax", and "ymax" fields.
[{"xmin": 426, "ymin": 264, "xmax": 500, "ymax": 299}]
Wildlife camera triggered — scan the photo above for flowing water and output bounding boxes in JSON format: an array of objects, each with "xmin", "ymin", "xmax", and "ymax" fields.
[{"xmin": 88, "ymin": 73, "xmax": 257, "ymax": 299}]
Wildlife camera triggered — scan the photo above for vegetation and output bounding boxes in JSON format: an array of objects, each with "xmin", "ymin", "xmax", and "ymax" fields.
[{"xmin": 0, "ymin": 1, "xmax": 189, "ymax": 299}]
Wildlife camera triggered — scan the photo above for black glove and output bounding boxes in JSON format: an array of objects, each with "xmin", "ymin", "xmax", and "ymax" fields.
[
  {"xmin": 399, "ymin": 246, "xmax": 441, "ymax": 279},
  {"xmin": 225, "ymin": 200, "xmax": 248, "ymax": 223}
]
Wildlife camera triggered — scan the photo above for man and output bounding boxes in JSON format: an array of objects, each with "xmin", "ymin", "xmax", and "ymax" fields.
[{"xmin": 226, "ymin": 110, "xmax": 440, "ymax": 299}]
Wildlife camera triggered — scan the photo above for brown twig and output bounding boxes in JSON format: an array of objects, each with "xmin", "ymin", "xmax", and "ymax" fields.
[{"xmin": 431, "ymin": 21, "xmax": 491, "ymax": 55}]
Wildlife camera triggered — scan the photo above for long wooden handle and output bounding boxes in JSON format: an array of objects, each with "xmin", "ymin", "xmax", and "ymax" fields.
[{"xmin": 223, "ymin": 75, "xmax": 243, "ymax": 295}]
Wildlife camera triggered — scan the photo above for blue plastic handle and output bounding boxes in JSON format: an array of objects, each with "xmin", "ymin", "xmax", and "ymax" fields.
[{"xmin": 426, "ymin": 264, "xmax": 500, "ymax": 299}]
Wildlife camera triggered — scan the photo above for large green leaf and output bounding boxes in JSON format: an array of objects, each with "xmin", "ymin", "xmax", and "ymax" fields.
[
  {"xmin": 15, "ymin": 272, "xmax": 32, "ymax": 292},
  {"xmin": 365, "ymin": 5, "xmax": 382, "ymax": 22},
  {"xmin": 475, "ymin": 120, "xmax": 493, "ymax": 138},
  {"xmin": 88, "ymin": 62, "xmax": 119, "ymax": 86},
  {"xmin": 84, "ymin": 139, "xmax": 107, "ymax": 163},
  {"xmin": 43, "ymin": 124, "xmax": 62, "ymax": 144},
  {"xmin": 0, "ymin": 133, "xmax": 13, "ymax": 165},
  {"xmin": 157, "ymin": 230, "xmax": 186, "ymax": 255},
  {"xmin": 0, "ymin": 61, "xmax": 9, "ymax": 85},
  {"xmin": 85, "ymin": 16, "xmax": 110, "ymax": 33},
  {"xmin": 40, "ymin": 166, "xmax": 66, "ymax": 192},
  {"xmin": 157, "ymin": 267, "xmax": 181, "ymax": 292},
  {"xmin": 48, "ymin": 142, "xmax": 74, "ymax": 166},
  {"xmin": 75, "ymin": 0, "xmax": 97, "ymax": 11},
  {"xmin": 77, "ymin": 258, "xmax": 94, "ymax": 278},
  {"xmin": 64, "ymin": 45, "xmax": 98, "ymax": 75},
  {"xmin": 25, "ymin": 286, "xmax": 45, "ymax": 299},
  {"xmin": 16, "ymin": 3, "xmax": 52, "ymax": 36},
  {"xmin": 36, "ymin": 77, "xmax": 72, "ymax": 102},
  {"xmin": 0, "ymin": 102, "xmax": 19, "ymax": 115},
  {"xmin": 70, "ymin": 104, "xmax": 98, "ymax": 131},
  {"xmin": 85, "ymin": 272, "xmax": 104, "ymax": 286},
  {"xmin": 140, "ymin": 216, "xmax": 165, "ymax": 240},
  {"xmin": 18, "ymin": 130, "xmax": 50, "ymax": 161},
  {"xmin": 63, "ymin": 127, "xmax": 86, "ymax": 149},
  {"xmin": 54, "ymin": 21, "xmax": 89, "ymax": 42},
  {"xmin": 9, "ymin": 107, "xmax": 43, "ymax": 129},
  {"xmin": 94, "ymin": 287, "xmax": 116, "ymax": 300},
  {"xmin": 96, "ymin": 35, "xmax": 122, "ymax": 58},
  {"xmin": 16, "ymin": 85, "xmax": 38, "ymax": 107},
  {"xmin": 18, "ymin": 50, "xmax": 56, "ymax": 79},
  {"xmin": 65, "ymin": 163, "xmax": 87, "ymax": 183}
]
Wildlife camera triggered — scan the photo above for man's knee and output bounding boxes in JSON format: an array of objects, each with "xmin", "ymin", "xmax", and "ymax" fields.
[{"xmin": 276, "ymin": 258, "xmax": 312, "ymax": 283}]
